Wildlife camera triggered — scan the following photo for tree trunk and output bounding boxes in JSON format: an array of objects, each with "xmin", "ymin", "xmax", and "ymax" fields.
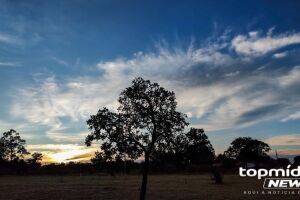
[
  {"xmin": 140, "ymin": 152, "xmax": 150, "ymax": 200},
  {"xmin": 10, "ymin": 148, "xmax": 13, "ymax": 162}
]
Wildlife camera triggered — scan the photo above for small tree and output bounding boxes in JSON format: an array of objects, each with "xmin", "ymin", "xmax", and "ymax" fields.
[
  {"xmin": 185, "ymin": 128, "xmax": 215, "ymax": 164},
  {"xmin": 85, "ymin": 77, "xmax": 188, "ymax": 200},
  {"xmin": 91, "ymin": 151, "xmax": 114, "ymax": 174},
  {"xmin": 224, "ymin": 137, "xmax": 270, "ymax": 166},
  {"xmin": 28, "ymin": 152, "xmax": 43, "ymax": 166},
  {"xmin": 91, "ymin": 151, "xmax": 106, "ymax": 167},
  {"xmin": 151, "ymin": 132, "xmax": 188, "ymax": 169},
  {"xmin": 0, "ymin": 129, "xmax": 29, "ymax": 162}
]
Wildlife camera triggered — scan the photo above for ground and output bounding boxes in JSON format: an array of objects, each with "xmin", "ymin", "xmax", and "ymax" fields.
[{"xmin": 0, "ymin": 175, "xmax": 299, "ymax": 200}]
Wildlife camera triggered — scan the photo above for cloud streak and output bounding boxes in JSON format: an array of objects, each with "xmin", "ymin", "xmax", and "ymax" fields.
[
  {"xmin": 0, "ymin": 61, "xmax": 20, "ymax": 67},
  {"xmin": 231, "ymin": 30, "xmax": 300, "ymax": 56},
  {"xmin": 0, "ymin": 33, "xmax": 22, "ymax": 45},
  {"xmin": 265, "ymin": 134, "xmax": 300, "ymax": 146}
]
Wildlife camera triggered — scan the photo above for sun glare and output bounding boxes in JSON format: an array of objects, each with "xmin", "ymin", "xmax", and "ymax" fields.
[{"xmin": 50, "ymin": 150, "xmax": 88, "ymax": 163}]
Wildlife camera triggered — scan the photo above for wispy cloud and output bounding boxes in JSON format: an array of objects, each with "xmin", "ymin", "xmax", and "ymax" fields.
[
  {"xmin": 265, "ymin": 134, "xmax": 300, "ymax": 158},
  {"xmin": 273, "ymin": 51, "xmax": 288, "ymax": 58},
  {"xmin": 0, "ymin": 120, "xmax": 14, "ymax": 132},
  {"xmin": 265, "ymin": 134, "xmax": 300, "ymax": 146},
  {"xmin": 224, "ymin": 71, "xmax": 240, "ymax": 77},
  {"xmin": 46, "ymin": 130, "xmax": 89, "ymax": 143},
  {"xmin": 11, "ymin": 28, "xmax": 300, "ymax": 138},
  {"xmin": 278, "ymin": 66, "xmax": 300, "ymax": 87},
  {"xmin": 281, "ymin": 111, "xmax": 300, "ymax": 122},
  {"xmin": 275, "ymin": 149, "xmax": 300, "ymax": 156},
  {"xmin": 0, "ymin": 33, "xmax": 22, "ymax": 45},
  {"xmin": 51, "ymin": 56, "xmax": 68, "ymax": 66},
  {"xmin": 0, "ymin": 61, "xmax": 20, "ymax": 67},
  {"xmin": 231, "ymin": 30, "xmax": 300, "ymax": 56}
]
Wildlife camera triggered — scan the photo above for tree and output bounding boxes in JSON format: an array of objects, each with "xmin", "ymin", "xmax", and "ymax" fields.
[
  {"xmin": 276, "ymin": 158, "xmax": 290, "ymax": 168},
  {"xmin": 0, "ymin": 139, "xmax": 5, "ymax": 162},
  {"xmin": 28, "ymin": 152, "xmax": 43, "ymax": 166},
  {"xmin": 151, "ymin": 128, "xmax": 215, "ymax": 168},
  {"xmin": 293, "ymin": 156, "xmax": 300, "ymax": 167},
  {"xmin": 91, "ymin": 151, "xmax": 107, "ymax": 167},
  {"xmin": 185, "ymin": 128, "xmax": 215, "ymax": 164},
  {"xmin": 151, "ymin": 132, "xmax": 188, "ymax": 169},
  {"xmin": 224, "ymin": 137, "xmax": 270, "ymax": 166},
  {"xmin": 215, "ymin": 153, "xmax": 235, "ymax": 169},
  {"xmin": 0, "ymin": 129, "xmax": 29, "ymax": 162},
  {"xmin": 85, "ymin": 77, "xmax": 188, "ymax": 200},
  {"xmin": 91, "ymin": 151, "xmax": 114, "ymax": 174}
]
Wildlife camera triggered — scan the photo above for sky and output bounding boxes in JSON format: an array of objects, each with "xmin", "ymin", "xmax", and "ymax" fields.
[{"xmin": 1, "ymin": 0, "xmax": 300, "ymax": 163}]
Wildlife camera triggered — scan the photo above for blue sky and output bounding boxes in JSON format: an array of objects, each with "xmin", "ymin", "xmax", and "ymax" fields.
[{"xmin": 1, "ymin": 0, "xmax": 300, "ymax": 162}]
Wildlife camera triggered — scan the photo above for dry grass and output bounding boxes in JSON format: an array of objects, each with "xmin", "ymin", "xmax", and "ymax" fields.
[{"xmin": 0, "ymin": 174, "xmax": 299, "ymax": 200}]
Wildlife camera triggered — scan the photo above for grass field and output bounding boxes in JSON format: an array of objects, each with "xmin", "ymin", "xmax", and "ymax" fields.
[{"xmin": 0, "ymin": 174, "xmax": 299, "ymax": 200}]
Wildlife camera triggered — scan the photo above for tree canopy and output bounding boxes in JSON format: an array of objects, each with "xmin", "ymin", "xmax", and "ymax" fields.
[
  {"xmin": 151, "ymin": 128, "xmax": 215, "ymax": 167},
  {"xmin": 0, "ymin": 129, "xmax": 29, "ymax": 162},
  {"xmin": 28, "ymin": 152, "xmax": 43, "ymax": 166},
  {"xmin": 185, "ymin": 128, "xmax": 215, "ymax": 164},
  {"xmin": 224, "ymin": 137, "xmax": 270, "ymax": 164},
  {"xmin": 85, "ymin": 77, "xmax": 188, "ymax": 200}
]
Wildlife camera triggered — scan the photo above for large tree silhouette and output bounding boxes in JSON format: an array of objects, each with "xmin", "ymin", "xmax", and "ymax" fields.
[
  {"xmin": 224, "ymin": 137, "xmax": 270, "ymax": 165},
  {"xmin": 0, "ymin": 129, "xmax": 29, "ymax": 162},
  {"xmin": 85, "ymin": 77, "xmax": 188, "ymax": 200}
]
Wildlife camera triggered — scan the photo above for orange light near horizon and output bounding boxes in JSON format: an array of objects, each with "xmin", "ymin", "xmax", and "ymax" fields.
[
  {"xmin": 51, "ymin": 150, "xmax": 76, "ymax": 163},
  {"xmin": 27, "ymin": 144, "xmax": 98, "ymax": 164},
  {"xmin": 50, "ymin": 149, "xmax": 92, "ymax": 163}
]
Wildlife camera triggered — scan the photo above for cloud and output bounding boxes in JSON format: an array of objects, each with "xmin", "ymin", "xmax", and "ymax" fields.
[
  {"xmin": 26, "ymin": 144, "xmax": 86, "ymax": 153},
  {"xmin": 192, "ymin": 85, "xmax": 283, "ymax": 131},
  {"xmin": 231, "ymin": 30, "xmax": 300, "ymax": 56},
  {"xmin": 236, "ymin": 104, "xmax": 282, "ymax": 124},
  {"xmin": 0, "ymin": 61, "xmax": 20, "ymax": 67},
  {"xmin": 12, "ymin": 76, "xmax": 116, "ymax": 124},
  {"xmin": 278, "ymin": 66, "xmax": 300, "ymax": 87},
  {"xmin": 11, "ymin": 28, "xmax": 300, "ymax": 137},
  {"xmin": 273, "ymin": 51, "xmax": 288, "ymax": 58},
  {"xmin": 66, "ymin": 153, "xmax": 92, "ymax": 161},
  {"xmin": 0, "ymin": 120, "xmax": 39, "ymax": 140},
  {"xmin": 281, "ymin": 111, "xmax": 300, "ymax": 122},
  {"xmin": 11, "ymin": 76, "xmax": 121, "ymax": 142},
  {"xmin": 224, "ymin": 71, "xmax": 240, "ymax": 77},
  {"xmin": 0, "ymin": 33, "xmax": 22, "ymax": 45},
  {"xmin": 46, "ymin": 131, "xmax": 88, "ymax": 143},
  {"xmin": 265, "ymin": 134, "xmax": 300, "ymax": 146},
  {"xmin": 274, "ymin": 149, "xmax": 300, "ymax": 156},
  {"xmin": 0, "ymin": 120, "xmax": 14, "ymax": 132},
  {"xmin": 96, "ymin": 41, "xmax": 233, "ymax": 82},
  {"xmin": 51, "ymin": 56, "xmax": 68, "ymax": 66}
]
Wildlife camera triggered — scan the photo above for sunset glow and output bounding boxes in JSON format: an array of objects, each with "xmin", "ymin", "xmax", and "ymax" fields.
[
  {"xmin": 0, "ymin": 0, "xmax": 300, "ymax": 163},
  {"xmin": 26, "ymin": 144, "xmax": 97, "ymax": 164}
]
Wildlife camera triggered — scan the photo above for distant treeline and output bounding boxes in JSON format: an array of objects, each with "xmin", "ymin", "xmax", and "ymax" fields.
[{"xmin": 0, "ymin": 129, "xmax": 299, "ymax": 176}]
